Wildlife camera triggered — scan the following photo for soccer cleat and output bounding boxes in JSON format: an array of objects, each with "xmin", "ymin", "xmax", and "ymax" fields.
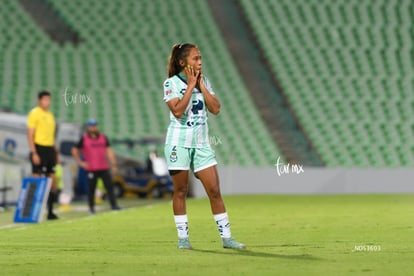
[
  {"xmin": 112, "ymin": 206, "xmax": 122, "ymax": 211},
  {"xmin": 177, "ymin": 238, "xmax": 193, "ymax": 250},
  {"xmin": 47, "ymin": 213, "xmax": 59, "ymax": 220},
  {"xmin": 222, "ymin": 237, "xmax": 246, "ymax": 249}
]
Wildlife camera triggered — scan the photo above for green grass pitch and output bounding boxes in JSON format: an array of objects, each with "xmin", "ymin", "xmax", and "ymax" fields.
[{"xmin": 0, "ymin": 194, "xmax": 413, "ymax": 275}]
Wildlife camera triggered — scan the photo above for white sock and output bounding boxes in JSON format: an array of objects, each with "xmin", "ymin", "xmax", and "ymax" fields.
[
  {"xmin": 174, "ymin": 214, "xmax": 189, "ymax": 239},
  {"xmin": 213, "ymin": 212, "xmax": 231, "ymax": 239}
]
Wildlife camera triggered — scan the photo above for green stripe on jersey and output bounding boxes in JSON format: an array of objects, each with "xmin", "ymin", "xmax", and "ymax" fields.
[{"xmin": 163, "ymin": 74, "xmax": 215, "ymax": 148}]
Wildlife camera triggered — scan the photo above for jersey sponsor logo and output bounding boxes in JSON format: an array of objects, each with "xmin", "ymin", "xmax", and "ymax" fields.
[
  {"xmin": 186, "ymin": 100, "xmax": 205, "ymax": 127},
  {"xmin": 191, "ymin": 99, "xmax": 203, "ymax": 114},
  {"xmin": 170, "ymin": 146, "xmax": 177, "ymax": 162},
  {"xmin": 186, "ymin": 120, "xmax": 206, "ymax": 127}
]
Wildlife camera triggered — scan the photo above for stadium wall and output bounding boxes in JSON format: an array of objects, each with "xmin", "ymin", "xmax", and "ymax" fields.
[{"xmin": 192, "ymin": 167, "xmax": 414, "ymax": 197}]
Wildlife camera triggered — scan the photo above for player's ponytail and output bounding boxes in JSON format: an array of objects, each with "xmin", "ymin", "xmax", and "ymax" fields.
[{"xmin": 167, "ymin": 43, "xmax": 197, "ymax": 77}]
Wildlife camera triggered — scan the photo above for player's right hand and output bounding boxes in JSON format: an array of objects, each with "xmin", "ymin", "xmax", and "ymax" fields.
[
  {"xmin": 32, "ymin": 153, "xmax": 41, "ymax": 165},
  {"xmin": 185, "ymin": 65, "xmax": 199, "ymax": 89}
]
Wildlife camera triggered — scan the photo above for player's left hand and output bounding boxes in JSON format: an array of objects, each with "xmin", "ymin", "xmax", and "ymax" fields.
[{"xmin": 197, "ymin": 70, "xmax": 205, "ymax": 88}]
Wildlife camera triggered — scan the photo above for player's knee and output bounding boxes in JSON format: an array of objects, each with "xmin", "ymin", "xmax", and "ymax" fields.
[
  {"xmin": 207, "ymin": 187, "xmax": 221, "ymax": 200},
  {"xmin": 174, "ymin": 185, "xmax": 188, "ymax": 197}
]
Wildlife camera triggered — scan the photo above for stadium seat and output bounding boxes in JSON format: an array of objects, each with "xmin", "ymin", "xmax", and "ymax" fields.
[
  {"xmin": 0, "ymin": 0, "xmax": 281, "ymax": 167},
  {"xmin": 240, "ymin": 0, "xmax": 414, "ymax": 167}
]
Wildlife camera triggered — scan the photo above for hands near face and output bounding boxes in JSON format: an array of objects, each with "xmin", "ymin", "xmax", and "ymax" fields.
[{"xmin": 184, "ymin": 65, "xmax": 200, "ymax": 89}]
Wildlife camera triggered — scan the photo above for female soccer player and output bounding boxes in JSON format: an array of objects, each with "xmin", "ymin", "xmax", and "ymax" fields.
[{"xmin": 163, "ymin": 43, "xmax": 245, "ymax": 249}]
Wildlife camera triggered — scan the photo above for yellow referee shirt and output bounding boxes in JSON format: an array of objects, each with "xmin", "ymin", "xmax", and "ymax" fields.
[{"xmin": 27, "ymin": 107, "xmax": 56, "ymax": 146}]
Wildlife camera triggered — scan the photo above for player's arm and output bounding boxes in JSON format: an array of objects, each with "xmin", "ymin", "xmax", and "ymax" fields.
[
  {"xmin": 27, "ymin": 111, "xmax": 41, "ymax": 165},
  {"xmin": 27, "ymin": 127, "xmax": 41, "ymax": 165},
  {"xmin": 27, "ymin": 128, "xmax": 37, "ymax": 154},
  {"xmin": 106, "ymin": 147, "xmax": 117, "ymax": 173},
  {"xmin": 71, "ymin": 137, "xmax": 88, "ymax": 169},
  {"xmin": 54, "ymin": 122, "xmax": 59, "ymax": 161},
  {"xmin": 104, "ymin": 136, "xmax": 117, "ymax": 174},
  {"xmin": 198, "ymin": 74, "xmax": 220, "ymax": 115},
  {"xmin": 167, "ymin": 66, "xmax": 199, "ymax": 118},
  {"xmin": 167, "ymin": 90, "xmax": 193, "ymax": 119}
]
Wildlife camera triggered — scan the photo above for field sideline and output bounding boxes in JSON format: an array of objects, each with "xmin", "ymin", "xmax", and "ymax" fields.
[{"xmin": 0, "ymin": 194, "xmax": 413, "ymax": 275}]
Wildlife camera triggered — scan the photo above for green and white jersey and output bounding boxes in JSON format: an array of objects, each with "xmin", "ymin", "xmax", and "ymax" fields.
[{"xmin": 163, "ymin": 73, "xmax": 215, "ymax": 148}]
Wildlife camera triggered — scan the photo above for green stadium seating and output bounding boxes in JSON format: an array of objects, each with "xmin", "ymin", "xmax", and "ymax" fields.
[
  {"xmin": 240, "ymin": 0, "xmax": 414, "ymax": 167},
  {"xmin": 0, "ymin": 0, "xmax": 281, "ymax": 167}
]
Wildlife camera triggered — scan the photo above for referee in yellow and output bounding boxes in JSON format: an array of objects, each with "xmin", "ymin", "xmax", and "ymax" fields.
[{"xmin": 27, "ymin": 91, "xmax": 59, "ymax": 220}]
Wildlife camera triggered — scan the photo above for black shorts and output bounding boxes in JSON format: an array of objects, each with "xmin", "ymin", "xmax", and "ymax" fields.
[{"xmin": 30, "ymin": 144, "xmax": 56, "ymax": 175}]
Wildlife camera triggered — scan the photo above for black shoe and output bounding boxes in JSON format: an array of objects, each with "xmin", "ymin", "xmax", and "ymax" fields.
[
  {"xmin": 47, "ymin": 213, "xmax": 59, "ymax": 220},
  {"xmin": 111, "ymin": 206, "xmax": 122, "ymax": 211}
]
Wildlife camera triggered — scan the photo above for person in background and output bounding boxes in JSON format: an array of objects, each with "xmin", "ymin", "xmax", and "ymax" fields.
[
  {"xmin": 55, "ymin": 161, "xmax": 71, "ymax": 211},
  {"xmin": 27, "ymin": 90, "xmax": 59, "ymax": 220},
  {"xmin": 71, "ymin": 119, "xmax": 121, "ymax": 214}
]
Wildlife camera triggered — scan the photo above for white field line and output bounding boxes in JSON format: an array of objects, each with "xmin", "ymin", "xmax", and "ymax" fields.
[{"xmin": 0, "ymin": 200, "xmax": 169, "ymax": 231}]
